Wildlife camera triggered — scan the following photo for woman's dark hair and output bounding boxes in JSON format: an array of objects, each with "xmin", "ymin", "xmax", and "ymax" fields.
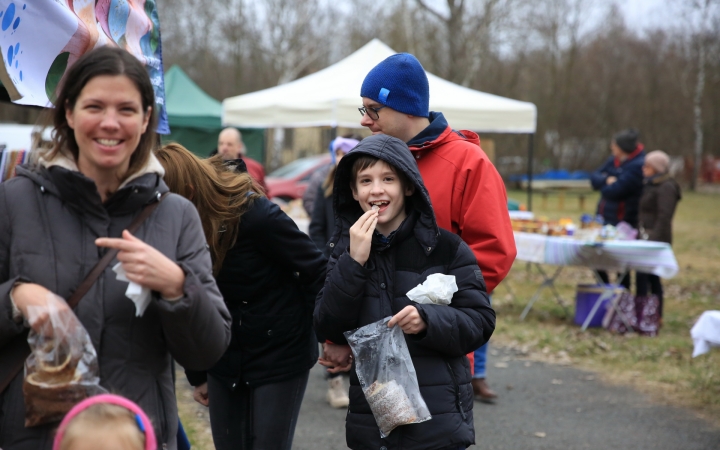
[{"xmin": 42, "ymin": 46, "xmax": 157, "ymax": 180}]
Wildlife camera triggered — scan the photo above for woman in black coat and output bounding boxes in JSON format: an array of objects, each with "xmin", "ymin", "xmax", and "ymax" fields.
[{"xmin": 157, "ymin": 144, "xmax": 326, "ymax": 450}]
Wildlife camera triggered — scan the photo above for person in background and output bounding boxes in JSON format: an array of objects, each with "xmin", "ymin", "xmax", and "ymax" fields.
[
  {"xmin": 0, "ymin": 47, "xmax": 231, "ymax": 449},
  {"xmin": 216, "ymin": 127, "xmax": 267, "ymax": 192},
  {"xmin": 357, "ymin": 53, "xmax": 515, "ymax": 403},
  {"xmin": 53, "ymin": 394, "xmax": 156, "ymax": 450},
  {"xmin": 307, "ymin": 135, "xmax": 360, "ymax": 409},
  {"xmin": 156, "ymin": 143, "xmax": 326, "ymax": 450},
  {"xmin": 590, "ymin": 128, "xmax": 646, "ymax": 290},
  {"xmin": 637, "ymin": 150, "xmax": 681, "ymax": 320},
  {"xmin": 309, "ymin": 136, "xmax": 361, "ymax": 254},
  {"xmin": 302, "ymin": 134, "xmax": 363, "ymax": 216}
]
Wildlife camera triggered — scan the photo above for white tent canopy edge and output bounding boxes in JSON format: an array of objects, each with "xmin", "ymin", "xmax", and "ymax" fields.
[{"xmin": 222, "ymin": 39, "xmax": 537, "ymax": 133}]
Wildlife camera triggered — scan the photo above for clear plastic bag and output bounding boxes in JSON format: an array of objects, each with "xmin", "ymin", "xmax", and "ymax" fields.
[
  {"xmin": 23, "ymin": 299, "xmax": 106, "ymax": 427},
  {"xmin": 344, "ymin": 317, "xmax": 431, "ymax": 437}
]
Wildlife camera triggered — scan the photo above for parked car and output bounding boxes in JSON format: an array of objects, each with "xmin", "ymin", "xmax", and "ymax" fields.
[{"xmin": 265, "ymin": 154, "xmax": 332, "ymax": 201}]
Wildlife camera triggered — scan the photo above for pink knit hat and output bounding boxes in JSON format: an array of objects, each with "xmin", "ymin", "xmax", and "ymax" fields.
[
  {"xmin": 53, "ymin": 394, "xmax": 156, "ymax": 450},
  {"xmin": 645, "ymin": 150, "xmax": 670, "ymax": 174}
]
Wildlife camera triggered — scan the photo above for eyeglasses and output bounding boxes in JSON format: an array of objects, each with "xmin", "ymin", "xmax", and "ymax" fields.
[{"xmin": 358, "ymin": 105, "xmax": 386, "ymax": 120}]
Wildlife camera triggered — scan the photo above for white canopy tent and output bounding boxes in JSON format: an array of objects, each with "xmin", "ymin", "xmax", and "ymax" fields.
[{"xmin": 222, "ymin": 39, "xmax": 536, "ymax": 133}]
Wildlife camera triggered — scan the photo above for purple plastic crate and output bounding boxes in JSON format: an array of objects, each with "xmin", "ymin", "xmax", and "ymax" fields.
[{"xmin": 574, "ymin": 284, "xmax": 622, "ymax": 327}]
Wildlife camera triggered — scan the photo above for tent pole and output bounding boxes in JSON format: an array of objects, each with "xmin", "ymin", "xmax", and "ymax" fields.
[{"xmin": 527, "ymin": 133, "xmax": 534, "ymax": 212}]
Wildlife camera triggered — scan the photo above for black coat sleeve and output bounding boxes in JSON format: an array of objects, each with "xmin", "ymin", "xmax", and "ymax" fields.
[
  {"xmin": 250, "ymin": 198, "xmax": 327, "ymax": 306},
  {"xmin": 590, "ymin": 157, "xmax": 613, "ymax": 190},
  {"xmin": 313, "ymin": 249, "xmax": 369, "ymax": 344},
  {"xmin": 600, "ymin": 161, "xmax": 644, "ymax": 201},
  {"xmin": 408, "ymin": 240, "xmax": 495, "ymax": 357},
  {"xmin": 309, "ymin": 186, "xmax": 329, "ymax": 252}
]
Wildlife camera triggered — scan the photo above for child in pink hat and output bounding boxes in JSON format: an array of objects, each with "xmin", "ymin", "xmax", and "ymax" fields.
[{"xmin": 53, "ymin": 394, "xmax": 156, "ymax": 450}]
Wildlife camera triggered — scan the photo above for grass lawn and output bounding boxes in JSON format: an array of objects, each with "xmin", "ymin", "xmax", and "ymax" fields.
[{"xmin": 494, "ymin": 188, "xmax": 720, "ymax": 424}]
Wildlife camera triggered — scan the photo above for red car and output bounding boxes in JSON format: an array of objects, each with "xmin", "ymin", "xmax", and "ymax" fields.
[{"xmin": 265, "ymin": 154, "xmax": 332, "ymax": 201}]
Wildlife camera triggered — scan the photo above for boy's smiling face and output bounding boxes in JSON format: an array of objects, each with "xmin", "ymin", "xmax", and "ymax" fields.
[{"xmin": 352, "ymin": 160, "xmax": 414, "ymax": 236}]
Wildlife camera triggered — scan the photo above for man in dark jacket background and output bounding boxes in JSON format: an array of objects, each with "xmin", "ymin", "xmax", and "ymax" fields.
[
  {"xmin": 590, "ymin": 128, "xmax": 646, "ymax": 288},
  {"xmin": 591, "ymin": 128, "xmax": 646, "ymax": 228}
]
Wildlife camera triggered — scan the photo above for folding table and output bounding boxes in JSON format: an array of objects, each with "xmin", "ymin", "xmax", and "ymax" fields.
[{"xmin": 513, "ymin": 232, "xmax": 679, "ymax": 331}]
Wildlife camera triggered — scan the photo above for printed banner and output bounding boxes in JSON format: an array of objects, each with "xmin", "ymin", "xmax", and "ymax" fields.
[{"xmin": 0, "ymin": 0, "xmax": 169, "ymax": 133}]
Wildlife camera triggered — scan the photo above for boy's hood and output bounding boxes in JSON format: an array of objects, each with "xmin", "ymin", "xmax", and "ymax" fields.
[{"xmin": 332, "ymin": 134, "xmax": 439, "ymax": 253}]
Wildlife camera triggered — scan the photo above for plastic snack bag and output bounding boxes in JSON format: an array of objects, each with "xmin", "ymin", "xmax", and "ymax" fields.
[
  {"xmin": 344, "ymin": 317, "xmax": 431, "ymax": 437},
  {"xmin": 406, "ymin": 273, "xmax": 457, "ymax": 306},
  {"xmin": 23, "ymin": 299, "xmax": 106, "ymax": 427}
]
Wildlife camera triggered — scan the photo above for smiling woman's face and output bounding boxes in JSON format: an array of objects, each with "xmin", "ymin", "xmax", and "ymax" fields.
[{"xmin": 66, "ymin": 74, "xmax": 150, "ymax": 181}]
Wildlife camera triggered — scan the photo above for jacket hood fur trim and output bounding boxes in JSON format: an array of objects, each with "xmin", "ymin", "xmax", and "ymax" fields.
[{"xmin": 37, "ymin": 151, "xmax": 166, "ymax": 189}]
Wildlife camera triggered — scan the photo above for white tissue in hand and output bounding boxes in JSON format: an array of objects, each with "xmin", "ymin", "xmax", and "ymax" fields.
[
  {"xmin": 112, "ymin": 262, "xmax": 152, "ymax": 317},
  {"xmin": 406, "ymin": 273, "xmax": 457, "ymax": 305}
]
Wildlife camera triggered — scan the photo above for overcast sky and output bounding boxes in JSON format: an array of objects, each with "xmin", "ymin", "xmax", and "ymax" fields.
[{"xmin": 620, "ymin": 0, "xmax": 682, "ymax": 30}]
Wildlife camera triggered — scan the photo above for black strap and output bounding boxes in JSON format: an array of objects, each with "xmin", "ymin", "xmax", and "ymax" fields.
[{"xmin": 0, "ymin": 192, "xmax": 169, "ymax": 394}]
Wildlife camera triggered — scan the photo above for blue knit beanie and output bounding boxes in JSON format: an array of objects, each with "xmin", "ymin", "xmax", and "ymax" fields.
[{"xmin": 360, "ymin": 53, "xmax": 429, "ymax": 118}]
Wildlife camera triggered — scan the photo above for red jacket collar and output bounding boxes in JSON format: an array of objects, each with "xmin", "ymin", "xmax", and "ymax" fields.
[{"xmin": 408, "ymin": 126, "xmax": 481, "ymax": 152}]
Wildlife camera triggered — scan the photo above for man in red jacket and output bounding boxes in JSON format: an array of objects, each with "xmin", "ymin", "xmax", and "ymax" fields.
[{"xmin": 359, "ymin": 53, "xmax": 516, "ymax": 403}]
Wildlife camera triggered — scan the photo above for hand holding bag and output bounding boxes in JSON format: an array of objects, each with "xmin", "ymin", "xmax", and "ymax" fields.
[{"xmin": 0, "ymin": 193, "xmax": 168, "ymax": 397}]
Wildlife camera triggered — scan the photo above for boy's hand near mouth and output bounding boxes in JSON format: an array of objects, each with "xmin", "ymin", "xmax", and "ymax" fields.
[{"xmin": 349, "ymin": 209, "xmax": 379, "ymax": 265}]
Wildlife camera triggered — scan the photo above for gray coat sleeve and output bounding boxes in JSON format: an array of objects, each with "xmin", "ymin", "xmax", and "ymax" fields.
[{"xmin": 153, "ymin": 202, "xmax": 232, "ymax": 371}]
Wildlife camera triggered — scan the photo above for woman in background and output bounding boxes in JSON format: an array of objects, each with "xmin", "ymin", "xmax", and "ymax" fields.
[
  {"xmin": 156, "ymin": 144, "xmax": 326, "ymax": 450},
  {"xmin": 307, "ymin": 135, "xmax": 359, "ymax": 409},
  {"xmin": 309, "ymin": 136, "xmax": 361, "ymax": 255},
  {"xmin": 637, "ymin": 150, "xmax": 681, "ymax": 322}
]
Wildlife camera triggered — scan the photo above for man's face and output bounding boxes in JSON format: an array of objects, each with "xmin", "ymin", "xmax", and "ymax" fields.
[
  {"xmin": 218, "ymin": 132, "xmax": 243, "ymax": 160},
  {"xmin": 610, "ymin": 141, "xmax": 625, "ymax": 159},
  {"xmin": 360, "ymin": 97, "xmax": 412, "ymax": 142}
]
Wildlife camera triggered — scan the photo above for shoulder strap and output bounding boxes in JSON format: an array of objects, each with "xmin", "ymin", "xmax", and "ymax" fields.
[
  {"xmin": 67, "ymin": 192, "xmax": 169, "ymax": 308},
  {"xmin": 0, "ymin": 192, "xmax": 170, "ymax": 393}
]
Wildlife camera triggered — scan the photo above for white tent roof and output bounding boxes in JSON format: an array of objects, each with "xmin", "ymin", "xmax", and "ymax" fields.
[{"xmin": 222, "ymin": 39, "xmax": 536, "ymax": 133}]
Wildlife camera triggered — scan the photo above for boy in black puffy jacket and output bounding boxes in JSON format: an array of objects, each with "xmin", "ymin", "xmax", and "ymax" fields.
[{"xmin": 314, "ymin": 134, "xmax": 495, "ymax": 450}]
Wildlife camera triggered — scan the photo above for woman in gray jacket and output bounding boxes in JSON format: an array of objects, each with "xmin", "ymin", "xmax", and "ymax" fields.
[{"xmin": 0, "ymin": 47, "xmax": 232, "ymax": 449}]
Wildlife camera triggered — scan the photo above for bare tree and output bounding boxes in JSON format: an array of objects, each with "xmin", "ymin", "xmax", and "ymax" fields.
[
  {"xmin": 684, "ymin": 0, "xmax": 719, "ymax": 190},
  {"xmin": 249, "ymin": 0, "xmax": 332, "ymax": 84},
  {"xmin": 414, "ymin": 0, "xmax": 518, "ymax": 85}
]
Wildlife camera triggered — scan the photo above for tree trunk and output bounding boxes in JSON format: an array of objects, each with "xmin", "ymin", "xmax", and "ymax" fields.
[{"xmin": 692, "ymin": 34, "xmax": 706, "ymax": 191}]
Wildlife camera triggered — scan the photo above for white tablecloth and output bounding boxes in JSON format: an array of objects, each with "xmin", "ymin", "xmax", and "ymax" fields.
[{"xmin": 514, "ymin": 232, "xmax": 679, "ymax": 278}]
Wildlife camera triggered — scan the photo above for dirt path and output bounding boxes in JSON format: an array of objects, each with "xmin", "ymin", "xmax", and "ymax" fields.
[{"xmin": 178, "ymin": 346, "xmax": 720, "ymax": 449}]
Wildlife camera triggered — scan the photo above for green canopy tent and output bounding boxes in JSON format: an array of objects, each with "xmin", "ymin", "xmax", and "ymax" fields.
[{"xmin": 163, "ymin": 65, "xmax": 264, "ymax": 160}]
